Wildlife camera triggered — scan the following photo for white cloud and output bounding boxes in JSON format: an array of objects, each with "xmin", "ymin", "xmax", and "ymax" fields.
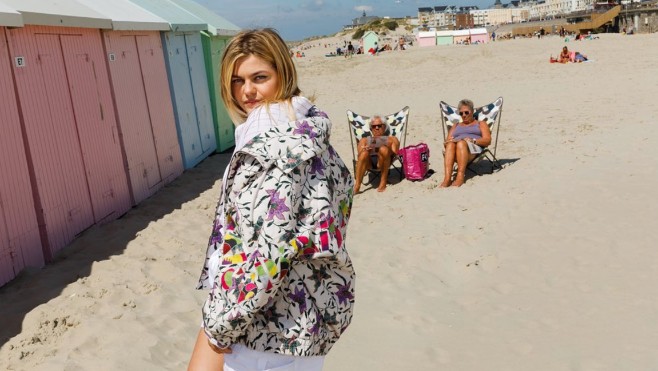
[
  {"xmin": 301, "ymin": 0, "xmax": 325, "ymax": 11},
  {"xmin": 354, "ymin": 5, "xmax": 373, "ymax": 12}
]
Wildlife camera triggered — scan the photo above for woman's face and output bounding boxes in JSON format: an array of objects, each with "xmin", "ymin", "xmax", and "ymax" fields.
[
  {"xmin": 458, "ymin": 105, "xmax": 473, "ymax": 122},
  {"xmin": 231, "ymin": 54, "xmax": 279, "ymax": 115}
]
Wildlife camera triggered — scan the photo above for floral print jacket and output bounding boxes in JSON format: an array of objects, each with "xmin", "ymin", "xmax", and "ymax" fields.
[{"xmin": 198, "ymin": 107, "xmax": 355, "ymax": 356}]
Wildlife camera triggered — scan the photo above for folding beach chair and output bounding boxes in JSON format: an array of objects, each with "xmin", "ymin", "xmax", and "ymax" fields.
[
  {"xmin": 346, "ymin": 106, "xmax": 409, "ymax": 184},
  {"xmin": 439, "ymin": 97, "xmax": 503, "ymax": 175}
]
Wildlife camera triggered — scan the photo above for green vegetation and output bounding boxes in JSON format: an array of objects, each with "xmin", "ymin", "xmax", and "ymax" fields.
[
  {"xmin": 352, "ymin": 28, "xmax": 365, "ymax": 40},
  {"xmin": 383, "ymin": 20, "xmax": 398, "ymax": 31}
]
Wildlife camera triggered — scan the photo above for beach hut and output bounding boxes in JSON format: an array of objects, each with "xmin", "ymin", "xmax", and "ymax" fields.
[
  {"xmin": 362, "ymin": 31, "xmax": 379, "ymax": 53},
  {"xmin": 129, "ymin": 0, "xmax": 216, "ymax": 169},
  {"xmin": 469, "ymin": 28, "xmax": 489, "ymax": 44},
  {"xmin": 2, "ymin": 0, "xmax": 132, "ymax": 262},
  {"xmin": 453, "ymin": 29, "xmax": 471, "ymax": 44},
  {"xmin": 167, "ymin": 0, "xmax": 240, "ymax": 152},
  {"xmin": 0, "ymin": 3, "xmax": 44, "ymax": 286},
  {"xmin": 76, "ymin": 0, "xmax": 184, "ymax": 206},
  {"xmin": 436, "ymin": 30, "xmax": 454, "ymax": 46},
  {"xmin": 416, "ymin": 31, "xmax": 437, "ymax": 47}
]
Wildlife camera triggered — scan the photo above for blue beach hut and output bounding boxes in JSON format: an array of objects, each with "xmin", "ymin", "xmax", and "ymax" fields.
[
  {"xmin": 129, "ymin": 0, "xmax": 216, "ymax": 169},
  {"xmin": 167, "ymin": 0, "xmax": 240, "ymax": 152}
]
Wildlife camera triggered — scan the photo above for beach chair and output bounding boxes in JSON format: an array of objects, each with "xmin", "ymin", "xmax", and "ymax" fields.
[
  {"xmin": 439, "ymin": 97, "xmax": 503, "ymax": 175},
  {"xmin": 347, "ymin": 106, "xmax": 409, "ymax": 184}
]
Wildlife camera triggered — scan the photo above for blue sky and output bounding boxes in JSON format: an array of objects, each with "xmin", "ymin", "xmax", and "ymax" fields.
[{"xmin": 193, "ymin": 0, "xmax": 493, "ymax": 41}]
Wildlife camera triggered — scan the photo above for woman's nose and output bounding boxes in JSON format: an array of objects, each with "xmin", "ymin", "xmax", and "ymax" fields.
[{"xmin": 243, "ymin": 80, "xmax": 256, "ymax": 95}]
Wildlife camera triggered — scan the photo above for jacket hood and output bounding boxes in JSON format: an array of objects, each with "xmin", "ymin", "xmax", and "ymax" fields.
[{"xmin": 238, "ymin": 116, "xmax": 332, "ymax": 174}]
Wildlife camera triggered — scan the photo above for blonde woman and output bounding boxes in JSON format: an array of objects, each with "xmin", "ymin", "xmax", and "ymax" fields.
[{"xmin": 188, "ymin": 29, "xmax": 356, "ymax": 371}]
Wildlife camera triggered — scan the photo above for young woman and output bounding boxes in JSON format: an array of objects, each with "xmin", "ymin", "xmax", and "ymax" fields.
[
  {"xmin": 188, "ymin": 28, "xmax": 356, "ymax": 371},
  {"xmin": 441, "ymin": 99, "xmax": 492, "ymax": 187}
]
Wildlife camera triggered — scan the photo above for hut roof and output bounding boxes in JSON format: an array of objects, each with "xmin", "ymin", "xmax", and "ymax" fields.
[
  {"xmin": 166, "ymin": 0, "xmax": 239, "ymax": 36},
  {"xmin": 1, "ymin": 0, "xmax": 112, "ymax": 29},
  {"xmin": 76, "ymin": 0, "xmax": 170, "ymax": 31},
  {"xmin": 0, "ymin": 1, "xmax": 22, "ymax": 27},
  {"xmin": 128, "ymin": 0, "xmax": 208, "ymax": 32}
]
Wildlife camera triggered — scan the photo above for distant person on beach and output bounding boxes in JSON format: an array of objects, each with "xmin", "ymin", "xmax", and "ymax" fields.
[
  {"xmin": 354, "ymin": 115, "xmax": 400, "ymax": 193},
  {"xmin": 188, "ymin": 28, "xmax": 355, "ymax": 371},
  {"xmin": 559, "ymin": 46, "xmax": 571, "ymax": 63},
  {"xmin": 441, "ymin": 99, "xmax": 492, "ymax": 187},
  {"xmin": 573, "ymin": 51, "xmax": 588, "ymax": 62}
]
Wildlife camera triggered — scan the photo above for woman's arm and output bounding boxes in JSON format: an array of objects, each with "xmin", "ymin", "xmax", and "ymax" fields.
[
  {"xmin": 445, "ymin": 124, "xmax": 457, "ymax": 144},
  {"xmin": 476, "ymin": 121, "xmax": 492, "ymax": 147},
  {"xmin": 188, "ymin": 328, "xmax": 229, "ymax": 371}
]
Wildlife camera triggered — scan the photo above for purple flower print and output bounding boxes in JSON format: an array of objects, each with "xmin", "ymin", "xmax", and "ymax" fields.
[
  {"xmin": 293, "ymin": 120, "xmax": 317, "ymax": 138},
  {"xmin": 266, "ymin": 190, "xmax": 290, "ymax": 221},
  {"xmin": 309, "ymin": 157, "xmax": 325, "ymax": 176},
  {"xmin": 288, "ymin": 287, "xmax": 307, "ymax": 312},
  {"xmin": 336, "ymin": 282, "xmax": 354, "ymax": 306}
]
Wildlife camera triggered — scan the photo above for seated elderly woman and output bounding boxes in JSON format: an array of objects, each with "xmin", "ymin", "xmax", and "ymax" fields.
[
  {"xmin": 354, "ymin": 115, "xmax": 400, "ymax": 193},
  {"xmin": 441, "ymin": 99, "xmax": 492, "ymax": 187}
]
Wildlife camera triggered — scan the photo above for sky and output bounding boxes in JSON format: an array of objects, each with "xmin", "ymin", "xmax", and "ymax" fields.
[{"xmin": 193, "ymin": 0, "xmax": 493, "ymax": 41}]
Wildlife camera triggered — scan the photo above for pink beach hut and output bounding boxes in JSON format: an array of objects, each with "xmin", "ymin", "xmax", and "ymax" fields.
[
  {"xmin": 416, "ymin": 30, "xmax": 437, "ymax": 47},
  {"xmin": 469, "ymin": 28, "xmax": 489, "ymax": 44},
  {"xmin": 77, "ymin": 0, "xmax": 184, "ymax": 206},
  {"xmin": 0, "ymin": 3, "xmax": 43, "ymax": 286},
  {"xmin": 2, "ymin": 0, "xmax": 132, "ymax": 263}
]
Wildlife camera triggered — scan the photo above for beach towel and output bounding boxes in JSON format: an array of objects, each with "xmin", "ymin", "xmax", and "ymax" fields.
[{"xmin": 398, "ymin": 143, "xmax": 430, "ymax": 181}]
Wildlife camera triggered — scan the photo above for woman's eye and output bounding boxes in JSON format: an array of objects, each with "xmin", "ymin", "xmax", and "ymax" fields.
[
  {"xmin": 231, "ymin": 78, "xmax": 243, "ymax": 85},
  {"xmin": 254, "ymin": 75, "xmax": 268, "ymax": 81}
]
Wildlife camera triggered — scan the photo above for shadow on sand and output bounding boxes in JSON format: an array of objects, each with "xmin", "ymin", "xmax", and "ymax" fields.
[{"xmin": 0, "ymin": 152, "xmax": 231, "ymax": 347}]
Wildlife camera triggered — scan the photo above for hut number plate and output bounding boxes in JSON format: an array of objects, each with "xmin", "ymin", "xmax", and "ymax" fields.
[
  {"xmin": 15, "ymin": 57, "xmax": 25, "ymax": 67},
  {"xmin": 109, "ymin": 53, "xmax": 116, "ymax": 61}
]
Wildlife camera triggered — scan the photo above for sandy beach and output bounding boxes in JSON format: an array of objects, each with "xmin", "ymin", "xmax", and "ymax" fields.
[{"xmin": 2, "ymin": 32, "xmax": 658, "ymax": 370}]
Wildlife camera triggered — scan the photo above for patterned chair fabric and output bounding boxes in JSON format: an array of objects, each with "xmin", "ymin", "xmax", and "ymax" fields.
[
  {"xmin": 346, "ymin": 106, "xmax": 409, "ymax": 144},
  {"xmin": 346, "ymin": 106, "xmax": 410, "ymax": 181},
  {"xmin": 439, "ymin": 97, "xmax": 504, "ymax": 174}
]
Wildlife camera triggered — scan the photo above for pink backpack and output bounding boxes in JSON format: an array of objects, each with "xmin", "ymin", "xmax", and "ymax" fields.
[{"xmin": 398, "ymin": 143, "xmax": 430, "ymax": 181}]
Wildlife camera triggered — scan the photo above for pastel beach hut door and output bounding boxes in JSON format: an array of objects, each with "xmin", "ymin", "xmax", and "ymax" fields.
[
  {"xmin": 167, "ymin": 0, "xmax": 240, "ymax": 153},
  {"xmin": 6, "ymin": 11, "xmax": 132, "ymax": 260},
  {"xmin": 201, "ymin": 32, "xmax": 235, "ymax": 152},
  {"xmin": 78, "ymin": 0, "xmax": 185, "ymax": 205},
  {"xmin": 417, "ymin": 31, "xmax": 437, "ymax": 47},
  {"xmin": 164, "ymin": 32, "xmax": 216, "ymax": 168},
  {"xmin": 0, "ymin": 7, "xmax": 43, "ymax": 286},
  {"xmin": 436, "ymin": 30, "xmax": 454, "ymax": 46},
  {"xmin": 102, "ymin": 33, "xmax": 184, "ymax": 204},
  {"xmin": 129, "ymin": 0, "xmax": 218, "ymax": 169}
]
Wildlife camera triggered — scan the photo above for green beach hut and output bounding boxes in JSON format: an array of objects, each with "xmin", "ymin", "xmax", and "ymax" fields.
[
  {"xmin": 362, "ymin": 30, "xmax": 379, "ymax": 53},
  {"xmin": 436, "ymin": 30, "xmax": 454, "ymax": 46},
  {"xmin": 167, "ymin": 0, "xmax": 240, "ymax": 152}
]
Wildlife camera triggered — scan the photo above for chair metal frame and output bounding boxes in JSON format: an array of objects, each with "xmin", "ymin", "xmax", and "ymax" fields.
[
  {"xmin": 346, "ymin": 106, "xmax": 410, "ymax": 184},
  {"xmin": 439, "ymin": 97, "xmax": 503, "ymax": 175}
]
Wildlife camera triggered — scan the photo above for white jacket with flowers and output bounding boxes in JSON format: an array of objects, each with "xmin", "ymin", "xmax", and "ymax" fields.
[{"xmin": 197, "ymin": 106, "xmax": 355, "ymax": 356}]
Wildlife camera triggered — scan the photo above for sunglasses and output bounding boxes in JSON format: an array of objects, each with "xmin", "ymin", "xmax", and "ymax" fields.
[
  {"xmin": 370, "ymin": 124, "xmax": 384, "ymax": 129},
  {"xmin": 459, "ymin": 111, "xmax": 471, "ymax": 116}
]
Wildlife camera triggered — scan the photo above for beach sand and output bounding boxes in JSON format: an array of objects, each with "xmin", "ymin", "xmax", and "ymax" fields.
[{"xmin": 1, "ymin": 32, "xmax": 658, "ymax": 370}]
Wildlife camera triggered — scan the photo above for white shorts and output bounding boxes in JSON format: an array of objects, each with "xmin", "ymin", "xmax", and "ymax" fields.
[{"xmin": 224, "ymin": 344, "xmax": 325, "ymax": 371}]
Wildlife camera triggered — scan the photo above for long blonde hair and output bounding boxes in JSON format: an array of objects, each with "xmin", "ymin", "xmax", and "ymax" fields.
[{"xmin": 220, "ymin": 28, "xmax": 301, "ymax": 123}]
